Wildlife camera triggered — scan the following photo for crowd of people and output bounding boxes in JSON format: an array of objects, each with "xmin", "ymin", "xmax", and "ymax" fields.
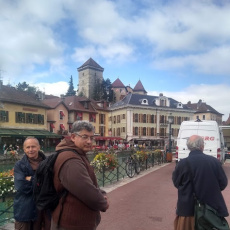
[{"xmin": 12, "ymin": 120, "xmax": 229, "ymax": 230}]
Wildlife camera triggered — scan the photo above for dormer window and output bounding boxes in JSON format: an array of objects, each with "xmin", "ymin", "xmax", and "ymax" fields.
[
  {"xmin": 84, "ymin": 102, "xmax": 89, "ymax": 109},
  {"xmin": 141, "ymin": 99, "xmax": 148, "ymax": 105},
  {"xmin": 177, "ymin": 103, "xmax": 183, "ymax": 108}
]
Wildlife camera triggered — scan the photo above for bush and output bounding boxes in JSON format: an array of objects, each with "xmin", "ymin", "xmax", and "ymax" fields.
[
  {"xmin": 91, "ymin": 152, "xmax": 118, "ymax": 172},
  {"xmin": 0, "ymin": 169, "xmax": 15, "ymax": 197}
]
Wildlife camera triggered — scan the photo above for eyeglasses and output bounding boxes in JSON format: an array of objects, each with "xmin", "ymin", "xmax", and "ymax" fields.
[{"xmin": 75, "ymin": 133, "xmax": 95, "ymax": 141}]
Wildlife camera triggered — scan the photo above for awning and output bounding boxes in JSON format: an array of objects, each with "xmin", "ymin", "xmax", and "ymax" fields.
[
  {"xmin": 50, "ymin": 123, "xmax": 55, "ymax": 129},
  {"xmin": 0, "ymin": 128, "xmax": 62, "ymax": 138},
  {"xmin": 60, "ymin": 111, "xmax": 65, "ymax": 116},
  {"xmin": 60, "ymin": 124, "xmax": 65, "ymax": 130},
  {"xmin": 94, "ymin": 136, "xmax": 123, "ymax": 141}
]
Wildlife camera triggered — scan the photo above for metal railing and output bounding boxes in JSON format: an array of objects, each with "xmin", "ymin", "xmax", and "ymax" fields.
[
  {"xmin": 96, "ymin": 153, "xmax": 164, "ymax": 187},
  {"xmin": 0, "ymin": 152, "xmax": 166, "ymax": 226}
]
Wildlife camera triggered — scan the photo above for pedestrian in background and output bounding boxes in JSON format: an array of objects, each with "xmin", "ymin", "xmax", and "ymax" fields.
[
  {"xmin": 14, "ymin": 137, "xmax": 51, "ymax": 230},
  {"xmin": 172, "ymin": 135, "xmax": 228, "ymax": 230},
  {"xmin": 51, "ymin": 120, "xmax": 109, "ymax": 230}
]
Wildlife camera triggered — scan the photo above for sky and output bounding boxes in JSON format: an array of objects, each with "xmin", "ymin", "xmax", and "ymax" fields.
[{"xmin": 0, "ymin": 0, "xmax": 230, "ymax": 120}]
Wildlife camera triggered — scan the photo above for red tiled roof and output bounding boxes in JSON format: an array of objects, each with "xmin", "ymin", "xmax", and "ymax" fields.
[
  {"xmin": 63, "ymin": 96, "xmax": 98, "ymax": 113},
  {"xmin": 111, "ymin": 78, "xmax": 125, "ymax": 88},
  {"xmin": 0, "ymin": 85, "xmax": 50, "ymax": 108}
]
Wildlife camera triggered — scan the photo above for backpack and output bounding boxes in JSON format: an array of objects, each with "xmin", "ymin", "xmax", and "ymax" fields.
[{"xmin": 33, "ymin": 149, "xmax": 76, "ymax": 211}]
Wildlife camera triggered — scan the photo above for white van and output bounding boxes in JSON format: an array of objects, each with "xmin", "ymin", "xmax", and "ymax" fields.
[{"xmin": 176, "ymin": 119, "xmax": 225, "ymax": 163}]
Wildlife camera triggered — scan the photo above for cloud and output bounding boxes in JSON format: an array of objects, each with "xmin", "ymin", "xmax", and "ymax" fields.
[
  {"xmin": 34, "ymin": 81, "xmax": 69, "ymax": 97},
  {"xmin": 148, "ymin": 84, "xmax": 230, "ymax": 121}
]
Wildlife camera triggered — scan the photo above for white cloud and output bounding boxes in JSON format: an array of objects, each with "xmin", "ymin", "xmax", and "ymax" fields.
[
  {"xmin": 34, "ymin": 82, "xmax": 69, "ymax": 97},
  {"xmin": 149, "ymin": 84, "xmax": 230, "ymax": 121}
]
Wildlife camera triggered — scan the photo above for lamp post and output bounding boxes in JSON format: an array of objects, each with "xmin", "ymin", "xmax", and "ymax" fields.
[{"xmin": 168, "ymin": 115, "xmax": 174, "ymax": 153}]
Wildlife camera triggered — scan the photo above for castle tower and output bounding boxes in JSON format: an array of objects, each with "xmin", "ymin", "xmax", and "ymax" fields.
[{"xmin": 77, "ymin": 58, "xmax": 104, "ymax": 99}]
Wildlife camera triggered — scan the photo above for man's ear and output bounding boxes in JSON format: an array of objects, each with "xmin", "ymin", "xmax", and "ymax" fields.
[{"xmin": 70, "ymin": 133, "xmax": 75, "ymax": 142}]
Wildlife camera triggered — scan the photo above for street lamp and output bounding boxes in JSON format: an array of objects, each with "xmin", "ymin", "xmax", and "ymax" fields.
[{"xmin": 168, "ymin": 115, "xmax": 174, "ymax": 153}]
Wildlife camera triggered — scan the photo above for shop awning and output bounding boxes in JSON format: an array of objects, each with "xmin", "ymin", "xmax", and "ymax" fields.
[
  {"xmin": 0, "ymin": 128, "xmax": 62, "ymax": 138},
  {"xmin": 94, "ymin": 136, "xmax": 123, "ymax": 141}
]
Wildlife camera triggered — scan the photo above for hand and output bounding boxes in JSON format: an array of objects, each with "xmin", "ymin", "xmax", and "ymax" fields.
[
  {"xmin": 25, "ymin": 176, "xmax": 31, "ymax": 181},
  {"xmin": 104, "ymin": 195, "xmax": 109, "ymax": 210}
]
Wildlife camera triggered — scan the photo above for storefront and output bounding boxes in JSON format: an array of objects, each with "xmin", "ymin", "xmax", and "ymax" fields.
[{"xmin": 0, "ymin": 128, "xmax": 62, "ymax": 153}]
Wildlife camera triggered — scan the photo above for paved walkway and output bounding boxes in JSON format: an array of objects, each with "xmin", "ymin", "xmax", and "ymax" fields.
[
  {"xmin": 2, "ymin": 160, "xmax": 230, "ymax": 230},
  {"xmin": 0, "ymin": 162, "xmax": 171, "ymax": 230}
]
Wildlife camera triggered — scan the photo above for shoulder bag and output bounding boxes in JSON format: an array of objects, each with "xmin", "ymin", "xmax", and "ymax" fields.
[{"xmin": 186, "ymin": 159, "xmax": 229, "ymax": 230}]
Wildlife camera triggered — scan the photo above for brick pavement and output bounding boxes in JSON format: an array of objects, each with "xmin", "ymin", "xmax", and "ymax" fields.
[{"xmin": 2, "ymin": 160, "xmax": 230, "ymax": 230}]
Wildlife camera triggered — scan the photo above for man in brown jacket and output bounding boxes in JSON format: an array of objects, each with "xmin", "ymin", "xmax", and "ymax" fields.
[{"xmin": 51, "ymin": 121, "xmax": 109, "ymax": 230}]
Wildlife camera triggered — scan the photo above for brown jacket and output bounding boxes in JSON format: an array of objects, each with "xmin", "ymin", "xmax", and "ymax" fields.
[{"xmin": 52, "ymin": 138, "xmax": 108, "ymax": 230}]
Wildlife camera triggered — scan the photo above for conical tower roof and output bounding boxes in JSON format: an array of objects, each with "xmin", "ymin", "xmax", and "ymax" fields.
[
  {"xmin": 133, "ymin": 80, "xmax": 147, "ymax": 93},
  {"xmin": 77, "ymin": 57, "xmax": 104, "ymax": 72},
  {"xmin": 111, "ymin": 78, "xmax": 125, "ymax": 88}
]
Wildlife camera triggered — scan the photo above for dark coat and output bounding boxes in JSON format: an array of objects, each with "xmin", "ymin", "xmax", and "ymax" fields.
[
  {"xmin": 13, "ymin": 152, "xmax": 46, "ymax": 222},
  {"xmin": 172, "ymin": 150, "xmax": 228, "ymax": 217}
]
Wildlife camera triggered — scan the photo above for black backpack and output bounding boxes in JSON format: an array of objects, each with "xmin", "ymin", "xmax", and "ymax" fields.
[{"xmin": 33, "ymin": 149, "xmax": 75, "ymax": 211}]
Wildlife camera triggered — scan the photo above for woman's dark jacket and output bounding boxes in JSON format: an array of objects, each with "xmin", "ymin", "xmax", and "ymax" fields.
[
  {"xmin": 172, "ymin": 150, "xmax": 228, "ymax": 217},
  {"xmin": 13, "ymin": 151, "xmax": 46, "ymax": 222}
]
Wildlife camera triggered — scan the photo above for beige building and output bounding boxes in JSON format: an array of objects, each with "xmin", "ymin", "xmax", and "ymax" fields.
[
  {"xmin": 108, "ymin": 93, "xmax": 194, "ymax": 148},
  {"xmin": 186, "ymin": 100, "xmax": 223, "ymax": 125},
  {"xmin": 0, "ymin": 81, "xmax": 61, "ymax": 151}
]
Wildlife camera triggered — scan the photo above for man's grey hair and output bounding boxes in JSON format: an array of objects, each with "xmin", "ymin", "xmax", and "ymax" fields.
[
  {"xmin": 71, "ymin": 120, "xmax": 95, "ymax": 133},
  {"xmin": 186, "ymin": 135, "xmax": 204, "ymax": 151},
  {"xmin": 23, "ymin": 136, "xmax": 40, "ymax": 147}
]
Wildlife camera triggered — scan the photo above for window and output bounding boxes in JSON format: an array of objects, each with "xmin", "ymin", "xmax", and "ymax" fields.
[
  {"xmin": 150, "ymin": 128, "xmax": 154, "ymax": 136},
  {"xmin": 113, "ymin": 116, "xmax": 116, "ymax": 124},
  {"xmin": 160, "ymin": 99, "xmax": 166, "ymax": 106},
  {"xmin": 50, "ymin": 123, "xmax": 55, "ymax": 132},
  {"xmin": 160, "ymin": 115, "xmax": 165, "ymax": 123},
  {"xmin": 177, "ymin": 117, "xmax": 182, "ymax": 125},
  {"xmin": 60, "ymin": 111, "xmax": 65, "ymax": 120},
  {"xmin": 143, "ymin": 114, "xmax": 147, "ymax": 123},
  {"xmin": 38, "ymin": 114, "xmax": 44, "ymax": 124},
  {"xmin": 117, "ymin": 128, "xmax": 120, "ymax": 136},
  {"xmin": 122, "ymin": 114, "xmax": 125, "ymax": 119},
  {"xmin": 90, "ymin": 114, "xmax": 96, "ymax": 122},
  {"xmin": 76, "ymin": 112, "xmax": 83, "ymax": 121},
  {"xmin": 160, "ymin": 128, "xmax": 165, "ymax": 136},
  {"xmin": 150, "ymin": 115, "xmax": 154, "ymax": 123},
  {"xmin": 99, "ymin": 114, "xmax": 105, "ymax": 124},
  {"xmin": 134, "ymin": 127, "xmax": 138, "ymax": 135},
  {"xmin": 203, "ymin": 115, "xmax": 205, "ymax": 120},
  {"xmin": 26, "ymin": 113, "xmax": 34, "ymax": 123},
  {"xmin": 134, "ymin": 114, "xmax": 138, "ymax": 122},
  {"xmin": 143, "ymin": 127, "xmax": 146, "ymax": 136},
  {"xmin": 0, "ymin": 110, "xmax": 9, "ymax": 122},
  {"xmin": 84, "ymin": 102, "xmax": 89, "ymax": 109},
  {"xmin": 15, "ymin": 112, "xmax": 25, "ymax": 123},
  {"xmin": 122, "ymin": 127, "xmax": 125, "ymax": 132},
  {"xmin": 99, "ymin": 126, "xmax": 105, "ymax": 136},
  {"xmin": 117, "ymin": 115, "xmax": 120, "ymax": 123}
]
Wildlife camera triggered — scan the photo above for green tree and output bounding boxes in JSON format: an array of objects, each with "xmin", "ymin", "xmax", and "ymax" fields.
[
  {"xmin": 66, "ymin": 75, "xmax": 76, "ymax": 96},
  {"xmin": 92, "ymin": 79, "xmax": 103, "ymax": 100},
  {"xmin": 16, "ymin": 81, "xmax": 37, "ymax": 94}
]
